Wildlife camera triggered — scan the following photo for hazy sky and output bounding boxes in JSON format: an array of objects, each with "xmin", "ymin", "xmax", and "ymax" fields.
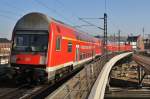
[{"xmin": 0, "ymin": 0, "xmax": 150, "ymax": 39}]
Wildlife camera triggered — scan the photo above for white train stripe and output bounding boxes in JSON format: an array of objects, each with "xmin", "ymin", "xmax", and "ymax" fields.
[
  {"xmin": 46, "ymin": 53, "xmax": 101, "ymax": 72},
  {"xmin": 46, "ymin": 61, "xmax": 73, "ymax": 72}
]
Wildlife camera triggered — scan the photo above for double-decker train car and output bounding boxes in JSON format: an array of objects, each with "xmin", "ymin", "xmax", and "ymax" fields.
[
  {"xmin": 107, "ymin": 43, "xmax": 132, "ymax": 52},
  {"xmin": 10, "ymin": 12, "xmax": 102, "ymax": 82}
]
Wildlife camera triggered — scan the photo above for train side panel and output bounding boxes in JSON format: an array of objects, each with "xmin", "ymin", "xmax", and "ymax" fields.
[{"xmin": 47, "ymin": 21, "xmax": 76, "ymax": 70}]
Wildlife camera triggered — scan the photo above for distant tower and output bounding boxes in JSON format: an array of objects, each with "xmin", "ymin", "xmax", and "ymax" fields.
[{"xmin": 142, "ymin": 27, "xmax": 144, "ymax": 39}]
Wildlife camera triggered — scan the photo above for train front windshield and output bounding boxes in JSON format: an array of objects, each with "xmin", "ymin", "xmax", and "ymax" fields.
[{"xmin": 13, "ymin": 31, "xmax": 48, "ymax": 52}]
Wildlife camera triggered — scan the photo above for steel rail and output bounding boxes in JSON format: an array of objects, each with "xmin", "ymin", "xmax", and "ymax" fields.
[
  {"xmin": 133, "ymin": 54, "xmax": 150, "ymax": 74},
  {"xmin": 0, "ymin": 83, "xmax": 32, "ymax": 99}
]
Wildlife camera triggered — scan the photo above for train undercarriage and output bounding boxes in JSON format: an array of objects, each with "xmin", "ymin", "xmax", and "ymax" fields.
[{"xmin": 9, "ymin": 64, "xmax": 75, "ymax": 85}]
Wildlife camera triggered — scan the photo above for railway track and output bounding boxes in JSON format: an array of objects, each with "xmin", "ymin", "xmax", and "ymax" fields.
[
  {"xmin": 0, "ymin": 83, "xmax": 32, "ymax": 99},
  {"xmin": 133, "ymin": 54, "xmax": 150, "ymax": 73}
]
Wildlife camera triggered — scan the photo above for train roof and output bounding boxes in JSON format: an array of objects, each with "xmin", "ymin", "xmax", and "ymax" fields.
[
  {"xmin": 13, "ymin": 12, "xmax": 101, "ymax": 42},
  {"xmin": 14, "ymin": 12, "xmax": 50, "ymax": 31}
]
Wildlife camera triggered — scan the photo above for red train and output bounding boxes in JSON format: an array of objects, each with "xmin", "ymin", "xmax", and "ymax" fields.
[
  {"xmin": 10, "ymin": 12, "xmax": 131, "ymax": 83},
  {"xmin": 107, "ymin": 43, "xmax": 132, "ymax": 52}
]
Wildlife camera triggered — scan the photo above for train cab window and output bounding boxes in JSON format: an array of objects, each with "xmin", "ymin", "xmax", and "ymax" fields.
[
  {"xmin": 68, "ymin": 42, "xmax": 72, "ymax": 52},
  {"xmin": 13, "ymin": 31, "xmax": 48, "ymax": 52},
  {"xmin": 56, "ymin": 36, "xmax": 61, "ymax": 51}
]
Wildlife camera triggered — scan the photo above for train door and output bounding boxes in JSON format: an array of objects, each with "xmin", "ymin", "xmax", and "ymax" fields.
[{"xmin": 75, "ymin": 44, "xmax": 79, "ymax": 62}]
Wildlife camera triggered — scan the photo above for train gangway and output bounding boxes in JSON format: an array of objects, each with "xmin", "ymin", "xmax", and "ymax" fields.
[{"xmin": 45, "ymin": 52, "xmax": 132, "ymax": 99}]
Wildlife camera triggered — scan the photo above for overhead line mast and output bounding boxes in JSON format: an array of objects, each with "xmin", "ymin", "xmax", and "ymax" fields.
[
  {"xmin": 104, "ymin": 13, "xmax": 107, "ymax": 52},
  {"xmin": 78, "ymin": 13, "xmax": 108, "ymax": 55},
  {"xmin": 118, "ymin": 30, "xmax": 121, "ymax": 52}
]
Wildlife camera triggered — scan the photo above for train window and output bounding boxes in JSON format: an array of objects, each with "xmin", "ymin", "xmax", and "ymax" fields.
[
  {"xmin": 56, "ymin": 36, "xmax": 61, "ymax": 51},
  {"xmin": 13, "ymin": 31, "xmax": 48, "ymax": 52},
  {"xmin": 84, "ymin": 53, "xmax": 86, "ymax": 58},
  {"xmin": 83, "ymin": 54, "xmax": 86, "ymax": 59},
  {"xmin": 16, "ymin": 36, "xmax": 24, "ymax": 46},
  {"xmin": 68, "ymin": 42, "xmax": 72, "ymax": 52},
  {"xmin": 80, "ymin": 54, "xmax": 82, "ymax": 60}
]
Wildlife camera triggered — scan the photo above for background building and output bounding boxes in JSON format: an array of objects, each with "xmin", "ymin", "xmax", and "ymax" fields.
[
  {"xmin": 0, "ymin": 38, "xmax": 11, "ymax": 64},
  {"xmin": 127, "ymin": 35, "xmax": 144, "ymax": 51}
]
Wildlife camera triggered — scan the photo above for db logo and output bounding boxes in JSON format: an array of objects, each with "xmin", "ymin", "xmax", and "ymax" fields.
[
  {"xmin": 25, "ymin": 58, "xmax": 31, "ymax": 61},
  {"xmin": 16, "ymin": 58, "xmax": 21, "ymax": 61}
]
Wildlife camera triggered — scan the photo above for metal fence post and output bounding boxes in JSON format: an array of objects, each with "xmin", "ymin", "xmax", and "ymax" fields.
[
  {"xmin": 78, "ymin": 73, "xmax": 82, "ymax": 98},
  {"xmin": 66, "ymin": 84, "xmax": 71, "ymax": 99},
  {"xmin": 85, "ymin": 67, "xmax": 89, "ymax": 92}
]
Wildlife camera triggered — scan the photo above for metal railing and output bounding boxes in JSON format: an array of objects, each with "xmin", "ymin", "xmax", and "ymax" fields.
[
  {"xmin": 46, "ymin": 54, "xmax": 117, "ymax": 99},
  {"xmin": 88, "ymin": 52, "xmax": 132, "ymax": 99}
]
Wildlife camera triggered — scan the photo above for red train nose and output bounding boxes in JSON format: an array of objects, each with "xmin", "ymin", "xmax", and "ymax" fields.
[{"xmin": 15, "ymin": 54, "xmax": 42, "ymax": 65}]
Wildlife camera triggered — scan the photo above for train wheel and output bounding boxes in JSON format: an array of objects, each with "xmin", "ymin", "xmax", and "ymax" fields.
[
  {"xmin": 55, "ymin": 73, "xmax": 63, "ymax": 81},
  {"xmin": 54, "ymin": 65, "xmax": 73, "ymax": 82},
  {"xmin": 32, "ymin": 69, "xmax": 47, "ymax": 85}
]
